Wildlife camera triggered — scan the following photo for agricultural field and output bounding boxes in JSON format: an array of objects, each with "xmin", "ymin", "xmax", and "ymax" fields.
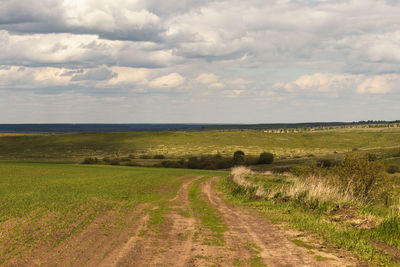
[
  {"xmin": 0, "ymin": 162, "xmax": 361, "ymax": 266},
  {"xmin": 0, "ymin": 162, "xmax": 226, "ymax": 265},
  {"xmin": 1, "ymin": 127, "xmax": 400, "ymax": 162},
  {"xmin": 1, "ymin": 126, "xmax": 400, "ymax": 266}
]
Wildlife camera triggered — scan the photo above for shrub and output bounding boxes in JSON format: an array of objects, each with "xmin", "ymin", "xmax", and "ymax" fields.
[
  {"xmin": 316, "ymin": 158, "xmax": 336, "ymax": 168},
  {"xmin": 366, "ymin": 153, "xmax": 377, "ymax": 162},
  {"xmin": 290, "ymin": 165, "xmax": 309, "ymax": 177},
  {"xmin": 258, "ymin": 152, "xmax": 274, "ymax": 164},
  {"xmin": 139, "ymin": 154, "xmax": 152, "ymax": 159},
  {"xmin": 333, "ymin": 154, "xmax": 387, "ymax": 203},
  {"xmin": 244, "ymin": 155, "xmax": 258, "ymax": 166},
  {"xmin": 233, "ymin": 150, "xmax": 245, "ymax": 166},
  {"xmin": 109, "ymin": 160, "xmax": 120, "ymax": 165},
  {"xmin": 81, "ymin": 157, "xmax": 98, "ymax": 164},
  {"xmin": 187, "ymin": 155, "xmax": 232, "ymax": 170},
  {"xmin": 154, "ymin": 154, "xmax": 166, "ymax": 159},
  {"xmin": 120, "ymin": 157, "xmax": 131, "ymax": 162},
  {"xmin": 161, "ymin": 160, "xmax": 184, "ymax": 168},
  {"xmin": 387, "ymin": 165, "xmax": 400, "ymax": 174},
  {"xmin": 126, "ymin": 161, "xmax": 140, "ymax": 167},
  {"xmin": 128, "ymin": 154, "xmax": 136, "ymax": 159},
  {"xmin": 271, "ymin": 166, "xmax": 291, "ymax": 174}
]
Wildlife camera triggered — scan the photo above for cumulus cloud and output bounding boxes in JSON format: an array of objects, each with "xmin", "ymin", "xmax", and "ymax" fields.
[
  {"xmin": 195, "ymin": 73, "xmax": 218, "ymax": 84},
  {"xmin": 149, "ymin": 73, "xmax": 185, "ymax": 89},
  {"xmin": 71, "ymin": 67, "xmax": 117, "ymax": 81},
  {"xmin": 2, "ymin": 0, "xmax": 400, "ymax": 122},
  {"xmin": 275, "ymin": 73, "xmax": 400, "ymax": 96},
  {"xmin": 356, "ymin": 75, "xmax": 400, "ymax": 94},
  {"xmin": 0, "ymin": 66, "xmax": 70, "ymax": 88}
]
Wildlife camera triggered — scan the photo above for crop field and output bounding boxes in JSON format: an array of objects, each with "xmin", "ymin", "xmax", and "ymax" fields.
[
  {"xmin": 1, "ymin": 126, "xmax": 400, "ymax": 266},
  {"xmin": 0, "ymin": 162, "xmax": 226, "ymax": 265},
  {"xmin": 1, "ymin": 127, "xmax": 400, "ymax": 161}
]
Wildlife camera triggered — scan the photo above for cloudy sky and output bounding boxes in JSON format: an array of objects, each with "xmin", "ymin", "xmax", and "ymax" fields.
[{"xmin": 1, "ymin": 0, "xmax": 400, "ymax": 123}]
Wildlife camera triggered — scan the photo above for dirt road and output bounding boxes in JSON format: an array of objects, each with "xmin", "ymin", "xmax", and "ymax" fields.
[
  {"xmin": 8, "ymin": 176, "xmax": 356, "ymax": 266},
  {"xmin": 104, "ymin": 176, "xmax": 356, "ymax": 267}
]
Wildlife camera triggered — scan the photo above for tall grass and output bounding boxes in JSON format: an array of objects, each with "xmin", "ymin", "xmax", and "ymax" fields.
[
  {"xmin": 230, "ymin": 154, "xmax": 391, "ymax": 208},
  {"xmin": 230, "ymin": 166, "xmax": 353, "ymax": 205}
]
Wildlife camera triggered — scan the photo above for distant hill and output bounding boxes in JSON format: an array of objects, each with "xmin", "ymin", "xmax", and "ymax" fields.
[{"xmin": 0, "ymin": 120, "xmax": 399, "ymax": 133}]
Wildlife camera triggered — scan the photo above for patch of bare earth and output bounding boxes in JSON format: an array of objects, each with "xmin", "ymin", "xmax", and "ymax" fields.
[
  {"xmin": 1, "ymin": 202, "xmax": 150, "ymax": 267},
  {"xmin": 114, "ymin": 176, "xmax": 201, "ymax": 266},
  {"xmin": 198, "ymin": 177, "xmax": 359, "ymax": 267},
  {"xmin": 110, "ymin": 176, "xmax": 358, "ymax": 266}
]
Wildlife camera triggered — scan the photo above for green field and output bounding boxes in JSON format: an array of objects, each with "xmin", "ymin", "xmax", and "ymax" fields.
[
  {"xmin": 1, "ymin": 127, "xmax": 400, "ymax": 161},
  {"xmin": 0, "ymin": 162, "xmax": 226, "ymax": 264},
  {"xmin": 1, "ymin": 127, "xmax": 400, "ymax": 265}
]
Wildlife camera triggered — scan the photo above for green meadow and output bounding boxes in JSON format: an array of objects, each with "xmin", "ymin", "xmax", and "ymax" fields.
[
  {"xmin": 0, "ymin": 162, "xmax": 226, "ymax": 264},
  {"xmin": 1, "ymin": 127, "xmax": 400, "ymax": 162}
]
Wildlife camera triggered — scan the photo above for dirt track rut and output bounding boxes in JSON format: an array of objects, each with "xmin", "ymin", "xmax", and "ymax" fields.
[{"xmin": 110, "ymin": 176, "xmax": 356, "ymax": 267}]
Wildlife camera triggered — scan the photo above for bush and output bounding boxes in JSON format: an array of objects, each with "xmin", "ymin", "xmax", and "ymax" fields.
[
  {"xmin": 161, "ymin": 160, "xmax": 185, "ymax": 168},
  {"xmin": 387, "ymin": 165, "xmax": 400, "ymax": 174},
  {"xmin": 81, "ymin": 157, "xmax": 98, "ymax": 164},
  {"xmin": 290, "ymin": 165, "xmax": 309, "ymax": 177},
  {"xmin": 139, "ymin": 154, "xmax": 152, "ymax": 159},
  {"xmin": 333, "ymin": 154, "xmax": 387, "ymax": 203},
  {"xmin": 187, "ymin": 155, "xmax": 232, "ymax": 170},
  {"xmin": 244, "ymin": 155, "xmax": 258, "ymax": 166},
  {"xmin": 271, "ymin": 166, "xmax": 291, "ymax": 174},
  {"xmin": 126, "ymin": 161, "xmax": 140, "ymax": 167},
  {"xmin": 110, "ymin": 160, "xmax": 120, "ymax": 165},
  {"xmin": 154, "ymin": 154, "xmax": 166, "ymax": 159},
  {"xmin": 233, "ymin": 150, "xmax": 245, "ymax": 166},
  {"xmin": 120, "ymin": 157, "xmax": 131, "ymax": 162},
  {"xmin": 316, "ymin": 158, "xmax": 336, "ymax": 168},
  {"xmin": 258, "ymin": 152, "xmax": 274, "ymax": 164}
]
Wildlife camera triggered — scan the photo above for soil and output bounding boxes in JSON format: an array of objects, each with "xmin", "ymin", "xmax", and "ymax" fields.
[
  {"xmin": 105, "ymin": 176, "xmax": 357, "ymax": 267},
  {"xmin": 3, "ymin": 176, "xmax": 358, "ymax": 266}
]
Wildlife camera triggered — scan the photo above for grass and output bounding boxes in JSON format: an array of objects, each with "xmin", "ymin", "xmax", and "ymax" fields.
[
  {"xmin": 218, "ymin": 171, "xmax": 400, "ymax": 266},
  {"xmin": 188, "ymin": 178, "xmax": 227, "ymax": 246},
  {"xmin": 1, "ymin": 127, "xmax": 400, "ymax": 161},
  {"xmin": 0, "ymin": 162, "xmax": 227, "ymax": 264}
]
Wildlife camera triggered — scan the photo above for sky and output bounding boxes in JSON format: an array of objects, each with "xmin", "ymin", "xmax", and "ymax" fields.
[{"xmin": 1, "ymin": 0, "xmax": 400, "ymax": 123}]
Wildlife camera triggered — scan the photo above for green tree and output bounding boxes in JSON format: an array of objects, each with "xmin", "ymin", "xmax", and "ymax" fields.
[
  {"xmin": 258, "ymin": 152, "xmax": 274, "ymax": 164},
  {"xmin": 233, "ymin": 150, "xmax": 245, "ymax": 166}
]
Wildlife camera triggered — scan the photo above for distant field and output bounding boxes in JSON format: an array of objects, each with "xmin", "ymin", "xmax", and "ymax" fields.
[
  {"xmin": 0, "ymin": 163, "xmax": 226, "ymax": 264},
  {"xmin": 1, "ymin": 127, "xmax": 400, "ymax": 161}
]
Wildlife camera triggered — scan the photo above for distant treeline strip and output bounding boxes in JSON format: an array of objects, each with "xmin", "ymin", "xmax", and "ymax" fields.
[{"xmin": 0, "ymin": 120, "xmax": 399, "ymax": 133}]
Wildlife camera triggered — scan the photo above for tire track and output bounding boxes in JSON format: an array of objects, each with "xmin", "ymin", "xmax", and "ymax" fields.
[{"xmin": 200, "ymin": 177, "xmax": 356, "ymax": 267}]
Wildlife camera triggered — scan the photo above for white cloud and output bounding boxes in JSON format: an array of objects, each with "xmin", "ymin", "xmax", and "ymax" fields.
[
  {"xmin": 356, "ymin": 75, "xmax": 399, "ymax": 94},
  {"xmin": 149, "ymin": 72, "xmax": 185, "ymax": 89},
  {"xmin": 195, "ymin": 73, "xmax": 218, "ymax": 84},
  {"xmin": 2, "ymin": 0, "xmax": 400, "ymax": 122},
  {"xmin": 275, "ymin": 73, "xmax": 400, "ymax": 96},
  {"xmin": 107, "ymin": 67, "xmax": 150, "ymax": 86},
  {"xmin": 0, "ymin": 66, "xmax": 70, "ymax": 88}
]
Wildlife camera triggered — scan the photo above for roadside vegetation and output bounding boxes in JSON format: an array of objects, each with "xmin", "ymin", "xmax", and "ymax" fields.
[
  {"xmin": 80, "ymin": 150, "xmax": 274, "ymax": 170},
  {"xmin": 220, "ymin": 153, "xmax": 400, "ymax": 265}
]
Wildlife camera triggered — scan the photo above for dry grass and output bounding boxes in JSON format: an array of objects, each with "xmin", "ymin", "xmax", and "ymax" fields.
[
  {"xmin": 286, "ymin": 175, "xmax": 353, "ymax": 203},
  {"xmin": 230, "ymin": 167, "xmax": 353, "ymax": 204}
]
